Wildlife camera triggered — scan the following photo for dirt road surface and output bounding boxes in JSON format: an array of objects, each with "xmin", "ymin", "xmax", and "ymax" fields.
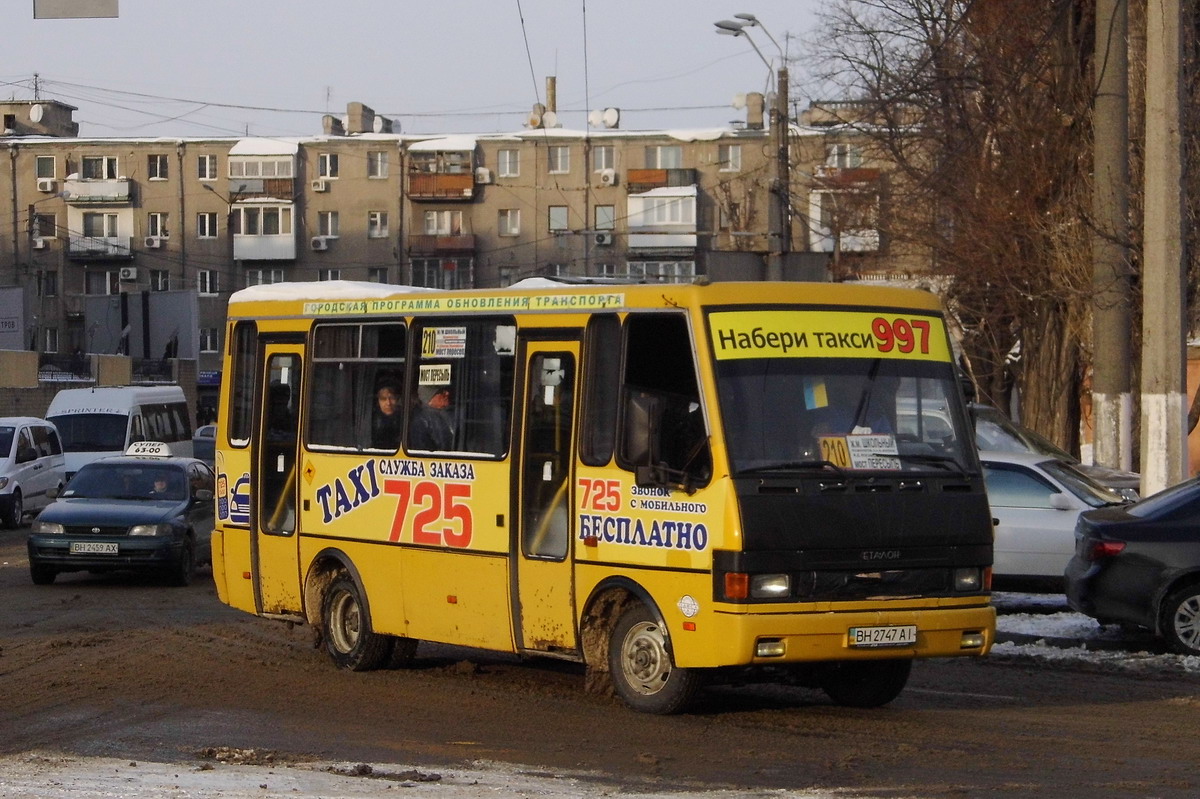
[{"xmin": 3, "ymin": 525, "xmax": 1200, "ymax": 798}]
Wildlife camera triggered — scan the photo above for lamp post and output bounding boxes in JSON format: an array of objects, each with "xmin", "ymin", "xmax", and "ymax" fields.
[
  {"xmin": 716, "ymin": 13, "xmax": 790, "ymax": 282},
  {"xmin": 202, "ymin": 182, "xmax": 246, "ymax": 274}
]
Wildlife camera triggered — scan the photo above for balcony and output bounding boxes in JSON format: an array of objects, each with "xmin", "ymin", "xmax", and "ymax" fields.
[
  {"xmin": 67, "ymin": 235, "xmax": 132, "ymax": 260},
  {"xmin": 408, "ymin": 234, "xmax": 476, "ymax": 254},
  {"xmin": 407, "ymin": 172, "xmax": 475, "ymax": 201},
  {"xmin": 234, "ymin": 234, "xmax": 297, "ymax": 261},
  {"xmin": 625, "ymin": 168, "xmax": 696, "ymax": 193},
  {"xmin": 62, "ymin": 178, "xmax": 132, "ymax": 205}
]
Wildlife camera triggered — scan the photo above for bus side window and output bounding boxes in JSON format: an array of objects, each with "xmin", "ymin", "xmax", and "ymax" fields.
[
  {"xmin": 580, "ymin": 314, "xmax": 621, "ymax": 466},
  {"xmin": 308, "ymin": 322, "xmax": 406, "ymax": 451}
]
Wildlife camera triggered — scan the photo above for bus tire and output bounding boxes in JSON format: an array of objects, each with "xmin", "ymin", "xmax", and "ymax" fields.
[
  {"xmin": 819, "ymin": 659, "xmax": 912, "ymax": 708},
  {"xmin": 322, "ymin": 575, "xmax": 391, "ymax": 671},
  {"xmin": 608, "ymin": 602, "xmax": 699, "ymax": 714}
]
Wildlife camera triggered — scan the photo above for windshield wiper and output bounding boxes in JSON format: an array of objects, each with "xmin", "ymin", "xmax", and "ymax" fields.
[
  {"xmin": 738, "ymin": 459, "xmax": 847, "ymax": 477},
  {"xmin": 893, "ymin": 453, "xmax": 967, "ymax": 475}
]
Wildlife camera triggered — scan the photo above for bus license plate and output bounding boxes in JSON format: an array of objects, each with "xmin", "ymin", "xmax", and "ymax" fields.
[
  {"xmin": 849, "ymin": 625, "xmax": 917, "ymax": 648},
  {"xmin": 70, "ymin": 541, "xmax": 118, "ymax": 555}
]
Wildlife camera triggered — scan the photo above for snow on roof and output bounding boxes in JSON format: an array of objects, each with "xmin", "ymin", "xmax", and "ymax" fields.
[
  {"xmin": 631, "ymin": 185, "xmax": 698, "ymax": 198},
  {"xmin": 408, "ymin": 135, "xmax": 478, "ymax": 152},
  {"xmin": 501, "ymin": 127, "xmax": 733, "ymax": 142},
  {"xmin": 229, "ymin": 138, "xmax": 300, "ymax": 155},
  {"xmin": 229, "ymin": 280, "xmax": 440, "ymax": 304}
]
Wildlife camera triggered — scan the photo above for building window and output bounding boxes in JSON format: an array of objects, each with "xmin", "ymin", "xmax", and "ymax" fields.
[
  {"xmin": 199, "ymin": 327, "xmax": 219, "ymax": 353},
  {"xmin": 43, "ymin": 328, "xmax": 58, "ymax": 354},
  {"xmin": 230, "ymin": 156, "xmax": 293, "ymax": 178},
  {"xmin": 368, "ymin": 211, "xmax": 389, "ymax": 238},
  {"xmin": 148, "ymin": 154, "xmax": 169, "ymax": 180},
  {"xmin": 719, "ymin": 202, "xmax": 741, "ymax": 230},
  {"xmin": 592, "ymin": 146, "xmax": 614, "ymax": 171},
  {"xmin": 718, "ymin": 144, "xmax": 741, "ymax": 171},
  {"xmin": 36, "ymin": 155, "xmax": 56, "ymax": 179},
  {"xmin": 424, "ymin": 210, "xmax": 462, "ymax": 235},
  {"xmin": 318, "ymin": 153, "xmax": 339, "ymax": 179},
  {"xmin": 246, "ymin": 268, "xmax": 284, "ymax": 286},
  {"xmin": 623, "ymin": 260, "xmax": 696, "ymax": 283},
  {"xmin": 232, "ymin": 206, "xmax": 292, "ymax": 236},
  {"xmin": 498, "ymin": 267, "xmax": 516, "ymax": 287},
  {"xmin": 37, "ymin": 270, "xmax": 57, "ymax": 298},
  {"xmin": 548, "ymin": 206, "xmax": 569, "ymax": 232},
  {"xmin": 147, "ymin": 212, "xmax": 169, "ymax": 238},
  {"xmin": 318, "ymin": 268, "xmax": 342, "ymax": 281},
  {"xmin": 198, "ymin": 154, "xmax": 218, "ymax": 180},
  {"xmin": 826, "ymin": 143, "xmax": 863, "ymax": 168},
  {"xmin": 83, "ymin": 213, "xmax": 118, "ymax": 238},
  {"xmin": 411, "ymin": 258, "xmax": 473, "ymax": 289},
  {"xmin": 646, "ymin": 145, "xmax": 682, "ymax": 169},
  {"xmin": 368, "ymin": 267, "xmax": 389, "ymax": 283},
  {"xmin": 34, "ymin": 214, "xmax": 56, "ymax": 238},
  {"xmin": 367, "ymin": 151, "xmax": 389, "ymax": 178},
  {"xmin": 197, "ymin": 212, "xmax": 218, "ymax": 238},
  {"xmin": 85, "ymin": 270, "xmax": 120, "ymax": 295},
  {"xmin": 548, "ymin": 145, "xmax": 570, "ymax": 174},
  {"xmin": 595, "ymin": 205, "xmax": 615, "ymax": 231},
  {"xmin": 498, "ymin": 209, "xmax": 520, "ymax": 236},
  {"xmin": 498, "ymin": 149, "xmax": 519, "ymax": 177},
  {"xmin": 198, "ymin": 270, "xmax": 219, "ymax": 295},
  {"xmin": 150, "ymin": 269, "xmax": 170, "ymax": 291},
  {"xmin": 82, "ymin": 156, "xmax": 118, "ymax": 179},
  {"xmin": 318, "ymin": 211, "xmax": 339, "ymax": 237}
]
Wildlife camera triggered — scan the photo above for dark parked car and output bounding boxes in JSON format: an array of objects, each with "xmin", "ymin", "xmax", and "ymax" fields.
[
  {"xmin": 1066, "ymin": 476, "xmax": 1200, "ymax": 655},
  {"xmin": 26, "ymin": 444, "xmax": 215, "ymax": 586},
  {"xmin": 192, "ymin": 423, "xmax": 215, "ymax": 466}
]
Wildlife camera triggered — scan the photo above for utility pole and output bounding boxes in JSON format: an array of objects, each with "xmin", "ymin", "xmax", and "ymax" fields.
[
  {"xmin": 1141, "ymin": 0, "xmax": 1188, "ymax": 493},
  {"xmin": 1091, "ymin": 0, "xmax": 1131, "ymax": 472},
  {"xmin": 766, "ymin": 67, "xmax": 789, "ymax": 282}
]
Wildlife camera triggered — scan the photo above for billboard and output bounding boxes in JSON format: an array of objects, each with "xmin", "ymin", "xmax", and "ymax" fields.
[
  {"xmin": 0, "ymin": 287, "xmax": 25, "ymax": 351},
  {"xmin": 85, "ymin": 290, "xmax": 198, "ymax": 359}
]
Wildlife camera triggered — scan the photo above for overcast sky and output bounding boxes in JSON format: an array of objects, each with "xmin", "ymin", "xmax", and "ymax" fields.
[{"xmin": 4, "ymin": 0, "xmax": 823, "ymax": 139}]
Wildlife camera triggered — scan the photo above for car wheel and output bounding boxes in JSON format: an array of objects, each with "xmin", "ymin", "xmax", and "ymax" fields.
[
  {"xmin": 819, "ymin": 659, "xmax": 912, "ymax": 708},
  {"xmin": 29, "ymin": 563, "xmax": 57, "ymax": 585},
  {"xmin": 3, "ymin": 490, "xmax": 22, "ymax": 529},
  {"xmin": 608, "ymin": 602, "xmax": 700, "ymax": 714},
  {"xmin": 1160, "ymin": 584, "xmax": 1200, "ymax": 655},
  {"xmin": 168, "ymin": 539, "xmax": 196, "ymax": 587},
  {"xmin": 322, "ymin": 575, "xmax": 392, "ymax": 671}
]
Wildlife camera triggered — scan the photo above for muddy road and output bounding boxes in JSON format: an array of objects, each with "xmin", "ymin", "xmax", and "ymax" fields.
[{"xmin": 2, "ymin": 525, "xmax": 1199, "ymax": 798}]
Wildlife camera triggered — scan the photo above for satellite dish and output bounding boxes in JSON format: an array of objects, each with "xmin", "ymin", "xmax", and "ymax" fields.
[
  {"xmin": 731, "ymin": 94, "xmax": 746, "ymax": 110},
  {"xmin": 527, "ymin": 113, "xmax": 543, "ymax": 128},
  {"xmin": 372, "ymin": 116, "xmax": 384, "ymax": 133},
  {"xmin": 542, "ymin": 110, "xmax": 558, "ymax": 128},
  {"xmin": 29, "ymin": 104, "xmax": 43, "ymax": 123},
  {"xmin": 588, "ymin": 109, "xmax": 604, "ymax": 128},
  {"xmin": 602, "ymin": 107, "xmax": 620, "ymax": 128}
]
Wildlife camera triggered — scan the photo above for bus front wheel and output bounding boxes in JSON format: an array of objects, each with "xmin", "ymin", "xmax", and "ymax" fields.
[
  {"xmin": 819, "ymin": 659, "xmax": 912, "ymax": 708},
  {"xmin": 608, "ymin": 603, "xmax": 699, "ymax": 714},
  {"xmin": 322, "ymin": 575, "xmax": 392, "ymax": 671}
]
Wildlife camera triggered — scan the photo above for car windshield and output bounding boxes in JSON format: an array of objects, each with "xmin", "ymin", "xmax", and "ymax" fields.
[
  {"xmin": 973, "ymin": 406, "xmax": 1077, "ymax": 462},
  {"xmin": 0, "ymin": 426, "xmax": 14, "ymax": 457},
  {"xmin": 1040, "ymin": 459, "xmax": 1127, "ymax": 508},
  {"xmin": 46, "ymin": 413, "xmax": 128, "ymax": 452},
  {"xmin": 715, "ymin": 356, "xmax": 975, "ymax": 474},
  {"xmin": 63, "ymin": 463, "xmax": 187, "ymax": 501}
]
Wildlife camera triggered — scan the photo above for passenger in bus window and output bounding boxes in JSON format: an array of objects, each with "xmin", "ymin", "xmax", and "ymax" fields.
[
  {"xmin": 409, "ymin": 385, "xmax": 453, "ymax": 451},
  {"xmin": 371, "ymin": 377, "xmax": 404, "ymax": 448}
]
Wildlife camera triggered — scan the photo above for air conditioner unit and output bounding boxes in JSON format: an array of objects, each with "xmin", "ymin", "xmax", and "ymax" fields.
[
  {"xmin": 311, "ymin": 179, "xmax": 329, "ymax": 192},
  {"xmin": 118, "ymin": 266, "xmax": 138, "ymax": 281},
  {"xmin": 599, "ymin": 168, "xmax": 617, "ymax": 186},
  {"xmin": 31, "ymin": 237, "xmax": 47, "ymax": 250},
  {"xmin": 144, "ymin": 236, "xmax": 161, "ymax": 249},
  {"xmin": 310, "ymin": 236, "xmax": 328, "ymax": 251},
  {"xmin": 36, "ymin": 178, "xmax": 56, "ymax": 193},
  {"xmin": 474, "ymin": 167, "xmax": 493, "ymax": 184},
  {"xmin": 594, "ymin": 232, "xmax": 613, "ymax": 246}
]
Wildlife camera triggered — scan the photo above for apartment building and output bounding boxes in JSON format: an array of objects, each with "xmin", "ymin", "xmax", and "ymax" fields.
[{"xmin": 0, "ymin": 96, "xmax": 894, "ymax": 407}]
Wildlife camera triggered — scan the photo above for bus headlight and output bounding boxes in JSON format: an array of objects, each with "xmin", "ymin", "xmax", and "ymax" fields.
[
  {"xmin": 751, "ymin": 573, "xmax": 791, "ymax": 599},
  {"xmin": 31, "ymin": 520, "xmax": 64, "ymax": 535},
  {"xmin": 953, "ymin": 567, "xmax": 983, "ymax": 592},
  {"xmin": 129, "ymin": 523, "xmax": 173, "ymax": 537}
]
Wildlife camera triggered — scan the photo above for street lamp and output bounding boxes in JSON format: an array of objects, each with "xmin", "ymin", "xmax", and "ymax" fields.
[
  {"xmin": 202, "ymin": 182, "xmax": 246, "ymax": 271},
  {"xmin": 715, "ymin": 13, "xmax": 791, "ymax": 281}
]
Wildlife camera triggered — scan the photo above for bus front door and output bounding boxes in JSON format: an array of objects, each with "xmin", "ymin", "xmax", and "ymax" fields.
[
  {"xmin": 253, "ymin": 345, "xmax": 304, "ymax": 615},
  {"xmin": 515, "ymin": 341, "xmax": 579, "ymax": 654}
]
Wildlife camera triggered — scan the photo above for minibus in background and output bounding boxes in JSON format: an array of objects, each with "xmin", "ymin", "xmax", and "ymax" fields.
[
  {"xmin": 211, "ymin": 279, "xmax": 994, "ymax": 714},
  {"xmin": 46, "ymin": 385, "xmax": 192, "ymax": 479}
]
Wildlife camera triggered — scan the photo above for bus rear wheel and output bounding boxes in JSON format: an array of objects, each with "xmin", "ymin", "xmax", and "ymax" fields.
[
  {"xmin": 608, "ymin": 603, "xmax": 699, "ymax": 714},
  {"xmin": 322, "ymin": 575, "xmax": 392, "ymax": 671},
  {"xmin": 819, "ymin": 659, "xmax": 912, "ymax": 708}
]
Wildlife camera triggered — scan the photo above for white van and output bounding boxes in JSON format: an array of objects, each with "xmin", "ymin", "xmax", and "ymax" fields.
[
  {"xmin": 46, "ymin": 386, "xmax": 193, "ymax": 479},
  {"xmin": 0, "ymin": 417, "xmax": 67, "ymax": 528}
]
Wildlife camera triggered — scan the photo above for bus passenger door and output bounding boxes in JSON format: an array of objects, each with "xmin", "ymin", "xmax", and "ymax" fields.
[
  {"xmin": 253, "ymin": 345, "xmax": 304, "ymax": 615},
  {"xmin": 515, "ymin": 341, "xmax": 579, "ymax": 654}
]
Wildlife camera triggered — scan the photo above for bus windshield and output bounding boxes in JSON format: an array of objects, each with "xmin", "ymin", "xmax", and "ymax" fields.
[
  {"xmin": 715, "ymin": 357, "xmax": 974, "ymax": 475},
  {"xmin": 46, "ymin": 413, "xmax": 128, "ymax": 452}
]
